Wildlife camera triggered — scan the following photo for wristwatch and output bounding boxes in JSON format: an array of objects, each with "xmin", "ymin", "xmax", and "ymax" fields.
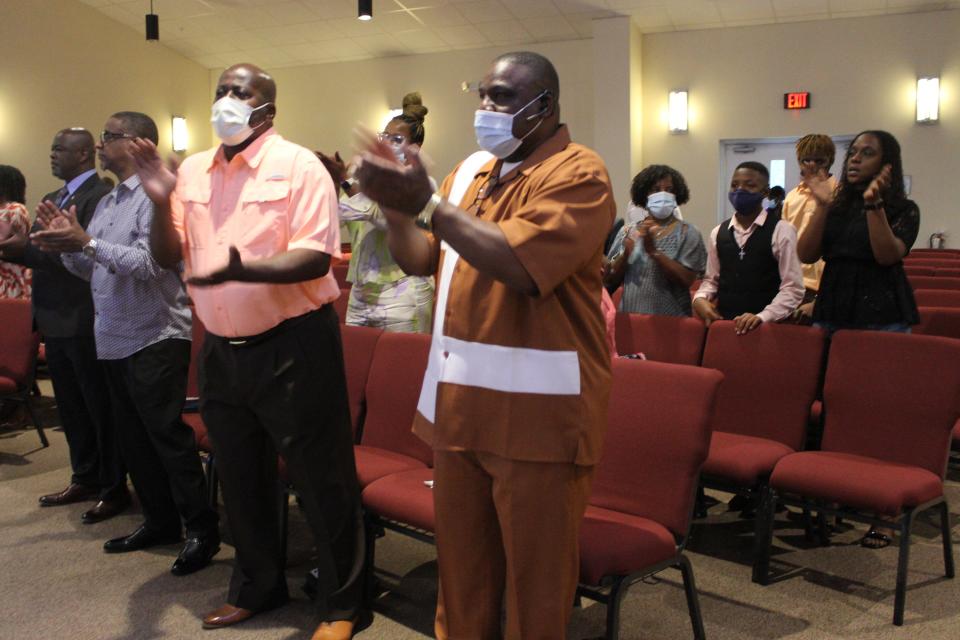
[
  {"xmin": 340, "ymin": 179, "xmax": 354, "ymax": 193},
  {"xmin": 416, "ymin": 192, "xmax": 443, "ymax": 231},
  {"xmin": 863, "ymin": 200, "xmax": 884, "ymax": 211},
  {"xmin": 82, "ymin": 237, "xmax": 98, "ymax": 258}
]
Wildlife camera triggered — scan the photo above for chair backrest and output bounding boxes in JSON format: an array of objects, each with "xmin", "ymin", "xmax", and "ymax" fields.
[
  {"xmin": 333, "ymin": 289, "xmax": 350, "ymax": 324},
  {"xmin": 915, "ymin": 289, "xmax": 960, "ymax": 308},
  {"xmin": 186, "ymin": 308, "xmax": 205, "ymax": 401},
  {"xmin": 0, "ymin": 299, "xmax": 38, "ymax": 387},
  {"xmin": 909, "ymin": 276, "xmax": 960, "ymax": 291},
  {"xmin": 903, "ymin": 259, "xmax": 960, "ymax": 268},
  {"xmin": 360, "ymin": 331, "xmax": 433, "ymax": 466},
  {"xmin": 590, "ymin": 358, "xmax": 722, "ymax": 538},
  {"xmin": 332, "ymin": 263, "xmax": 349, "ymax": 288},
  {"xmin": 341, "ymin": 324, "xmax": 384, "ymax": 439},
  {"xmin": 936, "ymin": 268, "xmax": 960, "ymax": 278},
  {"xmin": 904, "ymin": 266, "xmax": 935, "ymax": 277},
  {"xmin": 614, "ymin": 312, "xmax": 706, "ymax": 365},
  {"xmin": 821, "ymin": 331, "xmax": 960, "ymax": 477},
  {"xmin": 915, "ymin": 307, "xmax": 960, "ymax": 340},
  {"xmin": 701, "ymin": 321, "xmax": 826, "ymax": 450},
  {"xmin": 909, "ymin": 249, "xmax": 960, "ymax": 258}
]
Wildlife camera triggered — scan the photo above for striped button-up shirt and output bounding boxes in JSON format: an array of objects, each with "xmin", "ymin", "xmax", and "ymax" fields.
[{"xmin": 62, "ymin": 174, "xmax": 191, "ymax": 360}]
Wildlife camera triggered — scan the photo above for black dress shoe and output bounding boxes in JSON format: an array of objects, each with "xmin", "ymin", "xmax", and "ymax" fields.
[
  {"xmin": 170, "ymin": 534, "xmax": 220, "ymax": 576},
  {"xmin": 81, "ymin": 495, "xmax": 132, "ymax": 524},
  {"xmin": 38, "ymin": 483, "xmax": 99, "ymax": 507},
  {"xmin": 103, "ymin": 524, "xmax": 182, "ymax": 554}
]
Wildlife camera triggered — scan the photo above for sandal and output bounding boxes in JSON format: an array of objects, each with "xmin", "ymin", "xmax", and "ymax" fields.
[{"xmin": 860, "ymin": 527, "xmax": 893, "ymax": 549}]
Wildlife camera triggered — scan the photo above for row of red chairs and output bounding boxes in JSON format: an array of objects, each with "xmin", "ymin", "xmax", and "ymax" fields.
[
  {"xmin": 0, "ymin": 299, "xmax": 46, "ymax": 447},
  {"xmin": 906, "ymin": 266, "xmax": 960, "ymax": 278}
]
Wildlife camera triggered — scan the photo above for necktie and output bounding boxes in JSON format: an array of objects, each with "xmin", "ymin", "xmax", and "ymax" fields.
[{"xmin": 55, "ymin": 187, "xmax": 69, "ymax": 208}]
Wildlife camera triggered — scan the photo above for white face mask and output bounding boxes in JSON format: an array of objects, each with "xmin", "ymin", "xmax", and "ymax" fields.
[
  {"xmin": 645, "ymin": 191, "xmax": 677, "ymax": 220},
  {"xmin": 210, "ymin": 96, "xmax": 271, "ymax": 146},
  {"xmin": 474, "ymin": 91, "xmax": 548, "ymax": 159}
]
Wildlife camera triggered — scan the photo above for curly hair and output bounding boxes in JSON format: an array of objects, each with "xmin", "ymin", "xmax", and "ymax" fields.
[
  {"xmin": 389, "ymin": 92, "xmax": 428, "ymax": 145},
  {"xmin": 629, "ymin": 164, "xmax": 690, "ymax": 209},
  {"xmin": 0, "ymin": 165, "xmax": 26, "ymax": 204},
  {"xmin": 830, "ymin": 130, "xmax": 906, "ymax": 215}
]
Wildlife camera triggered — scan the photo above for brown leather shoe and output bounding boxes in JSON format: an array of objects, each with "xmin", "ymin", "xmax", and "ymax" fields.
[
  {"xmin": 202, "ymin": 604, "xmax": 255, "ymax": 630},
  {"xmin": 38, "ymin": 483, "xmax": 99, "ymax": 507},
  {"xmin": 311, "ymin": 619, "xmax": 355, "ymax": 640},
  {"xmin": 81, "ymin": 496, "xmax": 132, "ymax": 524}
]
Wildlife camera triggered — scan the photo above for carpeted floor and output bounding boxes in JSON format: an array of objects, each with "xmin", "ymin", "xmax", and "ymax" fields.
[{"xmin": 3, "ymin": 384, "xmax": 959, "ymax": 639}]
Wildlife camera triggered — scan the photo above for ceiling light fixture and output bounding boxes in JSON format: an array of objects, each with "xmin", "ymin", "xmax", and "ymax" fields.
[
  {"xmin": 358, "ymin": 0, "xmax": 373, "ymax": 21},
  {"xmin": 146, "ymin": 0, "xmax": 159, "ymax": 41}
]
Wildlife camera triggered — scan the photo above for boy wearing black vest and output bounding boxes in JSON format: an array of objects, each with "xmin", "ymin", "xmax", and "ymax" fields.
[{"xmin": 693, "ymin": 161, "xmax": 804, "ymax": 335}]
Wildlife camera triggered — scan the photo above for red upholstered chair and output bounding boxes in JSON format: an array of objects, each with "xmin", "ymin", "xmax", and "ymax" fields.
[
  {"xmin": 754, "ymin": 331, "xmax": 960, "ymax": 625},
  {"xmin": 909, "ymin": 276, "xmax": 960, "ymax": 291},
  {"xmin": 332, "ymin": 262, "xmax": 349, "ymax": 288},
  {"xmin": 333, "ymin": 288, "xmax": 350, "ymax": 324},
  {"xmin": 904, "ymin": 266, "xmax": 935, "ymax": 277},
  {"xmin": 914, "ymin": 289, "xmax": 960, "ymax": 308},
  {"xmin": 182, "ymin": 310, "xmax": 217, "ymax": 507},
  {"xmin": 578, "ymin": 358, "xmax": 723, "ymax": 640},
  {"xmin": 611, "ymin": 286, "xmax": 623, "ymax": 310},
  {"xmin": 902, "ymin": 258, "xmax": 960, "ymax": 268},
  {"xmin": 915, "ymin": 307, "xmax": 960, "ymax": 340},
  {"xmin": 354, "ymin": 331, "xmax": 433, "ymax": 488},
  {"xmin": 698, "ymin": 321, "xmax": 826, "ymax": 516},
  {"xmin": 341, "ymin": 325, "xmax": 384, "ymax": 439},
  {"xmin": 0, "ymin": 299, "xmax": 46, "ymax": 447},
  {"xmin": 909, "ymin": 248, "xmax": 960, "ymax": 258},
  {"xmin": 936, "ymin": 267, "xmax": 960, "ymax": 278},
  {"xmin": 613, "ymin": 312, "xmax": 707, "ymax": 365},
  {"xmin": 361, "ymin": 467, "xmax": 436, "ymax": 539}
]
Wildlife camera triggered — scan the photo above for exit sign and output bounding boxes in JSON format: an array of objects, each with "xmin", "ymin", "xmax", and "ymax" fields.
[{"xmin": 784, "ymin": 92, "xmax": 811, "ymax": 110}]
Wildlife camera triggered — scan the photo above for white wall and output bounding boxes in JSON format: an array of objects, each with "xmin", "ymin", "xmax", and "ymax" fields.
[
  {"xmin": 0, "ymin": 0, "xmax": 210, "ymax": 204},
  {"xmin": 210, "ymin": 39, "xmax": 594, "ymax": 184},
  {"xmin": 641, "ymin": 10, "xmax": 960, "ymax": 246}
]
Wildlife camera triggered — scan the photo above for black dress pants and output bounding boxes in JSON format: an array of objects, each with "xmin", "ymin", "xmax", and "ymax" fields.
[
  {"xmin": 200, "ymin": 305, "xmax": 363, "ymax": 621},
  {"xmin": 101, "ymin": 338, "xmax": 218, "ymax": 538},
  {"xmin": 44, "ymin": 335, "xmax": 126, "ymax": 500}
]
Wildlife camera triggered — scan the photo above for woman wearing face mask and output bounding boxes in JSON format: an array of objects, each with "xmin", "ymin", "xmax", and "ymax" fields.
[
  {"xmin": 798, "ymin": 130, "xmax": 919, "ymax": 337},
  {"xmin": 603, "ymin": 165, "xmax": 706, "ymax": 316},
  {"xmin": 336, "ymin": 93, "xmax": 435, "ymax": 332}
]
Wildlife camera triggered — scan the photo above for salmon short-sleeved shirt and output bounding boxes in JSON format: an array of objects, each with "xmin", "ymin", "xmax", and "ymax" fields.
[
  {"xmin": 413, "ymin": 125, "xmax": 616, "ymax": 465},
  {"xmin": 171, "ymin": 131, "xmax": 341, "ymax": 338}
]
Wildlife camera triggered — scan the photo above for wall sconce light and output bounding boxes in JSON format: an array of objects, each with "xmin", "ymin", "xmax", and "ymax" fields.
[
  {"xmin": 171, "ymin": 116, "xmax": 188, "ymax": 153},
  {"xmin": 380, "ymin": 108, "xmax": 402, "ymax": 131},
  {"xmin": 668, "ymin": 90, "xmax": 688, "ymax": 133},
  {"xmin": 358, "ymin": 0, "xmax": 372, "ymax": 21},
  {"xmin": 916, "ymin": 76, "xmax": 940, "ymax": 123}
]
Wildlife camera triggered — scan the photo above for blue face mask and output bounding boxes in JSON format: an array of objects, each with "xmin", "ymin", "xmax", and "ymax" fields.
[{"xmin": 728, "ymin": 189, "xmax": 766, "ymax": 214}]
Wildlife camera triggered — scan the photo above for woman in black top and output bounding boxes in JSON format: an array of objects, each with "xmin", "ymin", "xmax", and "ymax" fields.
[
  {"xmin": 797, "ymin": 130, "xmax": 919, "ymax": 550},
  {"xmin": 798, "ymin": 130, "xmax": 919, "ymax": 333}
]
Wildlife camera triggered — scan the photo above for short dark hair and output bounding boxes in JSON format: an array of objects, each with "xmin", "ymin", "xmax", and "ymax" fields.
[
  {"xmin": 735, "ymin": 161, "xmax": 769, "ymax": 182},
  {"xmin": 493, "ymin": 51, "xmax": 560, "ymax": 99},
  {"xmin": 769, "ymin": 185, "xmax": 786, "ymax": 200},
  {"xmin": 111, "ymin": 111, "xmax": 159, "ymax": 145},
  {"xmin": 0, "ymin": 165, "xmax": 26, "ymax": 204},
  {"xmin": 629, "ymin": 164, "xmax": 690, "ymax": 208}
]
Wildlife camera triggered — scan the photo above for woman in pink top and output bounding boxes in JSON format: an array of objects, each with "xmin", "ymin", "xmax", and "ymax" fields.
[{"xmin": 0, "ymin": 165, "xmax": 31, "ymax": 299}]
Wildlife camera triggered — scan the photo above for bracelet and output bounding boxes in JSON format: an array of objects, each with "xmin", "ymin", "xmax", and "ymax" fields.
[
  {"xmin": 863, "ymin": 200, "xmax": 884, "ymax": 211},
  {"xmin": 415, "ymin": 192, "xmax": 442, "ymax": 230}
]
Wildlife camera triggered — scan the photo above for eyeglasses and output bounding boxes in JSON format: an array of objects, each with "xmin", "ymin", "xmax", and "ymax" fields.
[
  {"xmin": 377, "ymin": 132, "xmax": 406, "ymax": 146},
  {"xmin": 100, "ymin": 130, "xmax": 135, "ymax": 145}
]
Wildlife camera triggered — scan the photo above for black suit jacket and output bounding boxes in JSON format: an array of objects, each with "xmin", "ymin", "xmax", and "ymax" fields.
[{"xmin": 21, "ymin": 173, "xmax": 111, "ymax": 338}]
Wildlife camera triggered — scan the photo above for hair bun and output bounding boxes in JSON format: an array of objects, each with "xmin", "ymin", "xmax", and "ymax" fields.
[{"xmin": 401, "ymin": 92, "xmax": 428, "ymax": 122}]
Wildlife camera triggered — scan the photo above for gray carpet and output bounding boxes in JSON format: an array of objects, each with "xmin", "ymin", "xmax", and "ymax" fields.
[{"xmin": 3, "ymin": 384, "xmax": 959, "ymax": 639}]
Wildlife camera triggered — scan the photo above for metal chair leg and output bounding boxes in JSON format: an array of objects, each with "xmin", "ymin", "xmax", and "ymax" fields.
[
  {"xmin": 678, "ymin": 555, "xmax": 706, "ymax": 640},
  {"xmin": 205, "ymin": 453, "xmax": 218, "ymax": 508},
  {"xmin": 939, "ymin": 501, "xmax": 954, "ymax": 579},
  {"xmin": 816, "ymin": 506, "xmax": 830, "ymax": 546},
  {"xmin": 279, "ymin": 484, "xmax": 290, "ymax": 568},
  {"xmin": 22, "ymin": 391, "xmax": 48, "ymax": 448},
  {"xmin": 604, "ymin": 576, "xmax": 628, "ymax": 640},
  {"xmin": 893, "ymin": 511, "xmax": 915, "ymax": 626},
  {"xmin": 752, "ymin": 487, "xmax": 775, "ymax": 585}
]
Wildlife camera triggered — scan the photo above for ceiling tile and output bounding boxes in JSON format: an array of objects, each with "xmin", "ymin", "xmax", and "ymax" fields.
[
  {"xmin": 300, "ymin": 0, "xmax": 358, "ymax": 20},
  {"xmin": 260, "ymin": 1, "xmax": 320, "ymax": 25},
  {"xmin": 506, "ymin": 0, "xmax": 561, "ymax": 20},
  {"xmin": 415, "ymin": 4, "xmax": 471, "ymax": 27},
  {"xmin": 242, "ymin": 47, "xmax": 299, "ymax": 67},
  {"xmin": 522, "ymin": 16, "xmax": 579, "ymax": 40},
  {"xmin": 773, "ymin": 0, "xmax": 829, "ymax": 17},
  {"xmin": 607, "ymin": 0, "xmax": 667, "ymax": 11},
  {"xmin": 436, "ymin": 24, "xmax": 491, "ymax": 46},
  {"xmin": 628, "ymin": 6, "xmax": 673, "ymax": 29},
  {"xmin": 349, "ymin": 33, "xmax": 412, "ymax": 55},
  {"xmin": 326, "ymin": 16, "xmax": 387, "ymax": 36},
  {"xmin": 828, "ymin": 0, "xmax": 885, "ymax": 13},
  {"xmin": 718, "ymin": 0, "xmax": 775, "ymax": 22},
  {"xmin": 393, "ymin": 28, "xmax": 448, "ymax": 49},
  {"xmin": 667, "ymin": 1, "xmax": 722, "ymax": 25},
  {"xmin": 552, "ymin": 0, "xmax": 613, "ymax": 13},
  {"xmin": 474, "ymin": 18, "xmax": 532, "ymax": 44},
  {"xmin": 454, "ymin": 0, "xmax": 512, "ymax": 24}
]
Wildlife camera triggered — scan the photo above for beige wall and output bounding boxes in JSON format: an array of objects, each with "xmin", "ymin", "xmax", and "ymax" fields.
[
  {"xmin": 0, "ymin": 0, "xmax": 210, "ymax": 205},
  {"xmin": 214, "ymin": 39, "xmax": 594, "ymax": 184},
  {"xmin": 641, "ymin": 10, "xmax": 960, "ymax": 246}
]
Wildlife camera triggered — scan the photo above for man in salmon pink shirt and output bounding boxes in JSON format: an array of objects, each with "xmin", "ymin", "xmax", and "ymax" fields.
[{"xmin": 130, "ymin": 63, "xmax": 364, "ymax": 640}]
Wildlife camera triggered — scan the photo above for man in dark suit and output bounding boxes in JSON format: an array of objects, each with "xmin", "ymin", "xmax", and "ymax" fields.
[{"xmin": 0, "ymin": 128, "xmax": 128, "ymax": 522}]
